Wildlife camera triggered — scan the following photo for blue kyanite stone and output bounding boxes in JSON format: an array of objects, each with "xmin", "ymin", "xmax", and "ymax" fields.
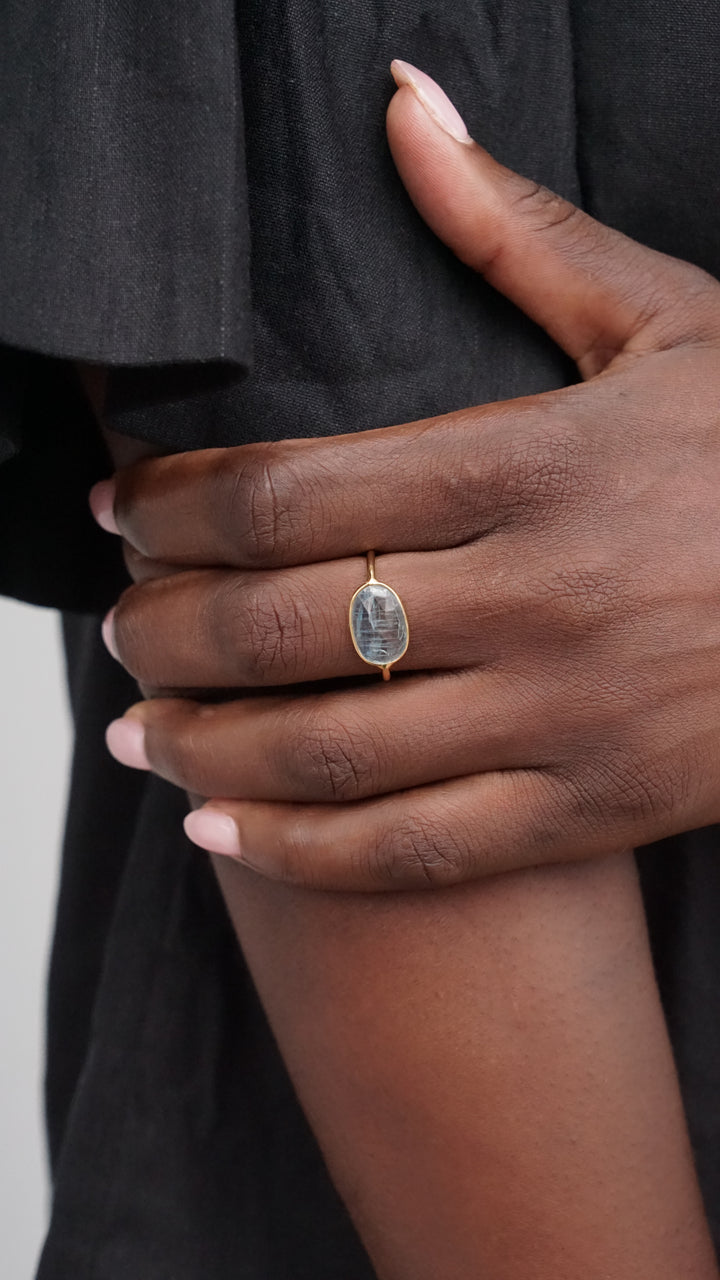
[{"xmin": 350, "ymin": 582, "xmax": 408, "ymax": 667}]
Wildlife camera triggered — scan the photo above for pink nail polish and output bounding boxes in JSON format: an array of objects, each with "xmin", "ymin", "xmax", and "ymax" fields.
[
  {"xmin": 390, "ymin": 60, "xmax": 470, "ymax": 145},
  {"xmin": 106, "ymin": 718, "xmax": 150, "ymax": 770},
  {"xmin": 102, "ymin": 608, "xmax": 120, "ymax": 661},
  {"xmin": 184, "ymin": 809, "xmax": 241, "ymax": 858},
  {"xmin": 89, "ymin": 479, "xmax": 120, "ymax": 535}
]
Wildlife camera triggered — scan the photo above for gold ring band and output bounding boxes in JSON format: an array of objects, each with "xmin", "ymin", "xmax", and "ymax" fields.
[{"xmin": 348, "ymin": 551, "xmax": 409, "ymax": 681}]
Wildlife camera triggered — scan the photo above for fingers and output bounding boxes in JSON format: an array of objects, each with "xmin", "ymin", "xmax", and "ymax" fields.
[
  {"xmin": 105, "ymin": 666, "xmax": 555, "ymax": 803},
  {"xmin": 94, "ymin": 384, "xmax": 598, "ymax": 570},
  {"xmin": 121, "ymin": 540, "xmax": 188, "ymax": 585},
  {"xmin": 89, "ymin": 70, "xmax": 720, "ymax": 576},
  {"xmin": 108, "ymin": 417, "xmax": 512, "ymax": 568},
  {"xmin": 387, "ymin": 68, "xmax": 720, "ymax": 376},
  {"xmin": 107, "ymin": 532, "xmax": 599, "ymax": 690},
  {"xmin": 109, "ymin": 687, "xmax": 613, "ymax": 891},
  {"xmin": 107, "ymin": 547, "xmax": 500, "ymax": 688},
  {"xmin": 181, "ymin": 769, "xmax": 626, "ymax": 892}
]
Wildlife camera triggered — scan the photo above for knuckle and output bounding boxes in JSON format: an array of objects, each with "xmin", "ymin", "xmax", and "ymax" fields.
[
  {"xmin": 496, "ymin": 416, "xmax": 595, "ymax": 522},
  {"xmin": 217, "ymin": 446, "xmax": 305, "ymax": 567},
  {"xmin": 679, "ymin": 265, "xmax": 720, "ymax": 328},
  {"xmin": 373, "ymin": 814, "xmax": 471, "ymax": 889},
  {"xmin": 216, "ymin": 576, "xmax": 313, "ymax": 685},
  {"xmin": 644, "ymin": 262, "xmax": 720, "ymax": 346},
  {"xmin": 524, "ymin": 560, "xmax": 629, "ymax": 638},
  {"xmin": 504, "ymin": 180, "xmax": 604, "ymax": 270},
  {"xmin": 508, "ymin": 180, "xmax": 623, "ymax": 280},
  {"xmin": 623, "ymin": 759, "xmax": 691, "ymax": 826},
  {"xmin": 564, "ymin": 746, "xmax": 688, "ymax": 837},
  {"xmin": 289, "ymin": 713, "xmax": 383, "ymax": 802},
  {"xmin": 510, "ymin": 180, "xmax": 586, "ymax": 241}
]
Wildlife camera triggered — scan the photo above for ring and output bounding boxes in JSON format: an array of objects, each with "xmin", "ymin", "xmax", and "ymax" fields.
[{"xmin": 349, "ymin": 551, "xmax": 409, "ymax": 681}]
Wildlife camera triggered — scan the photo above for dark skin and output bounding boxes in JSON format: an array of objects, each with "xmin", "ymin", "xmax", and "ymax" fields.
[
  {"xmin": 88, "ymin": 72, "xmax": 720, "ymax": 1274},
  {"xmin": 102, "ymin": 82, "xmax": 720, "ymax": 890}
]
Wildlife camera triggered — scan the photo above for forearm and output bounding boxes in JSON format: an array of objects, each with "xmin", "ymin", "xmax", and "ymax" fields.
[
  {"xmin": 215, "ymin": 851, "xmax": 716, "ymax": 1279},
  {"xmin": 93, "ymin": 409, "xmax": 715, "ymax": 1274}
]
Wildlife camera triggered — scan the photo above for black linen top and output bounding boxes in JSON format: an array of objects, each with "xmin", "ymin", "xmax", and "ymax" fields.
[{"xmin": 1, "ymin": 2, "xmax": 720, "ymax": 1275}]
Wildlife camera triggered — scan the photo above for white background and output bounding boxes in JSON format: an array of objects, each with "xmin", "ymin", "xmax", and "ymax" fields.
[{"xmin": 0, "ymin": 599, "xmax": 71, "ymax": 1278}]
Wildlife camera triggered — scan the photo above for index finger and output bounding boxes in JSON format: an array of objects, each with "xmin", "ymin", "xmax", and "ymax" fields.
[{"xmin": 97, "ymin": 386, "xmax": 577, "ymax": 568}]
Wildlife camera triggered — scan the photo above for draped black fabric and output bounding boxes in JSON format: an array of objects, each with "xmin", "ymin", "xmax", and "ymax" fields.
[
  {"xmin": 0, "ymin": 1, "xmax": 719, "ymax": 1275},
  {"xmin": 0, "ymin": 0, "xmax": 251, "ymax": 366}
]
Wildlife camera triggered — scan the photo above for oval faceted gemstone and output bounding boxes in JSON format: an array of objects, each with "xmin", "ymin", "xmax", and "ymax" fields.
[{"xmin": 350, "ymin": 582, "xmax": 408, "ymax": 668}]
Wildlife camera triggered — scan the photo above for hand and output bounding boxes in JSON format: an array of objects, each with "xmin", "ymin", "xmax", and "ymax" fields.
[{"xmin": 97, "ymin": 65, "xmax": 720, "ymax": 891}]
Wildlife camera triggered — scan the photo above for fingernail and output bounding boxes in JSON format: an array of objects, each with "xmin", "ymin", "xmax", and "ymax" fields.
[
  {"xmin": 106, "ymin": 717, "xmax": 150, "ymax": 770},
  {"xmin": 102, "ymin": 608, "xmax": 120, "ymax": 661},
  {"xmin": 184, "ymin": 809, "xmax": 241, "ymax": 858},
  {"xmin": 390, "ymin": 60, "xmax": 470, "ymax": 145},
  {"xmin": 89, "ymin": 479, "xmax": 120, "ymax": 534}
]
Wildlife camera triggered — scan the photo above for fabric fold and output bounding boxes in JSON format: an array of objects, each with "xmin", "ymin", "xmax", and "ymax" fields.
[{"xmin": 0, "ymin": 0, "xmax": 252, "ymax": 368}]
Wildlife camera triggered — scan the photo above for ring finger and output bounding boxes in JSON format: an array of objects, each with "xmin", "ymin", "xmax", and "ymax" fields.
[{"xmin": 107, "ymin": 543, "xmax": 526, "ymax": 690}]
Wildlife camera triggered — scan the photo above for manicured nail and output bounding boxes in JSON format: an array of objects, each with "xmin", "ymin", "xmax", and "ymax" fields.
[
  {"xmin": 89, "ymin": 479, "xmax": 120, "ymax": 534},
  {"xmin": 184, "ymin": 809, "xmax": 241, "ymax": 858},
  {"xmin": 106, "ymin": 717, "xmax": 150, "ymax": 770},
  {"xmin": 101, "ymin": 608, "xmax": 120, "ymax": 661},
  {"xmin": 390, "ymin": 60, "xmax": 470, "ymax": 145}
]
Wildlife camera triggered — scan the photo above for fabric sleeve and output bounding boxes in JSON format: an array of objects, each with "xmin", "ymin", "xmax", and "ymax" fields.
[
  {"xmin": 0, "ymin": 0, "xmax": 252, "ymax": 368},
  {"xmin": 0, "ymin": 0, "xmax": 252, "ymax": 609}
]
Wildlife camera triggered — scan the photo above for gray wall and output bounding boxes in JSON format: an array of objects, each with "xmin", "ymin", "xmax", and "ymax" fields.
[{"xmin": 0, "ymin": 599, "xmax": 71, "ymax": 1278}]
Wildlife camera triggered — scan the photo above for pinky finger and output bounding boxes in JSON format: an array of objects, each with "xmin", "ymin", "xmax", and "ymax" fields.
[{"xmin": 183, "ymin": 771, "xmax": 625, "ymax": 893}]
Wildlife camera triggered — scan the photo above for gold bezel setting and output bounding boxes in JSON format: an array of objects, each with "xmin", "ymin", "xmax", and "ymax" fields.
[{"xmin": 348, "ymin": 551, "xmax": 410, "ymax": 681}]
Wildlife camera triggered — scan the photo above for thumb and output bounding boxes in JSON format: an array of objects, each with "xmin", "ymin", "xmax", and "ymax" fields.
[{"xmin": 387, "ymin": 61, "xmax": 717, "ymax": 377}]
